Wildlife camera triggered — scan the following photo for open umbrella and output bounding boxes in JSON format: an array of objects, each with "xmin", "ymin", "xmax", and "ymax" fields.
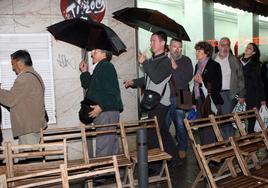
[
  {"xmin": 113, "ymin": 7, "xmax": 190, "ymax": 41},
  {"xmin": 47, "ymin": 18, "xmax": 126, "ymax": 55}
]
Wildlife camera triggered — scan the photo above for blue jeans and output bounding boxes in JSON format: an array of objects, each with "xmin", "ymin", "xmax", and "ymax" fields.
[{"xmin": 165, "ymin": 97, "xmax": 188, "ymax": 152}]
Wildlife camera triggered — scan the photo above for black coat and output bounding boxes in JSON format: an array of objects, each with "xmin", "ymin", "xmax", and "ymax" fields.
[
  {"xmin": 192, "ymin": 58, "xmax": 223, "ymax": 105},
  {"xmin": 261, "ymin": 62, "xmax": 268, "ymax": 103},
  {"xmin": 242, "ymin": 59, "xmax": 265, "ymax": 109}
]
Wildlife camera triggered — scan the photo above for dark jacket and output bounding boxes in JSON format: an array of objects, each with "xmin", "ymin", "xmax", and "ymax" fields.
[
  {"xmin": 170, "ymin": 55, "xmax": 193, "ymax": 97},
  {"xmin": 192, "ymin": 58, "xmax": 223, "ymax": 105},
  {"xmin": 261, "ymin": 62, "xmax": 268, "ymax": 103},
  {"xmin": 242, "ymin": 59, "xmax": 265, "ymax": 109},
  {"xmin": 80, "ymin": 59, "xmax": 123, "ymax": 112},
  {"xmin": 133, "ymin": 53, "xmax": 172, "ymax": 87},
  {"xmin": 132, "ymin": 53, "xmax": 172, "ymax": 106}
]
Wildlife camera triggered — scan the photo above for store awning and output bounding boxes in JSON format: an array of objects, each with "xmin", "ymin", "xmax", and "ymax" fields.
[{"xmin": 213, "ymin": 0, "xmax": 268, "ymax": 17}]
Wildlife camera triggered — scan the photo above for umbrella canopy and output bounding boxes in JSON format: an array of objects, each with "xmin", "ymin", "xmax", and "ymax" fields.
[
  {"xmin": 47, "ymin": 18, "xmax": 126, "ymax": 55},
  {"xmin": 113, "ymin": 7, "xmax": 190, "ymax": 41}
]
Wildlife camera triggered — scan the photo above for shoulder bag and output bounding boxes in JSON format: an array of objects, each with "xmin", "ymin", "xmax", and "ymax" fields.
[
  {"xmin": 171, "ymin": 76, "xmax": 192, "ymax": 110},
  {"xmin": 140, "ymin": 77, "xmax": 167, "ymax": 111}
]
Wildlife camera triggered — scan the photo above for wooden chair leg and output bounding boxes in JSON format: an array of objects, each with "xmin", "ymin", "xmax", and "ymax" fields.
[
  {"xmin": 60, "ymin": 164, "xmax": 69, "ymax": 188},
  {"xmin": 191, "ymin": 171, "xmax": 203, "ymax": 188},
  {"xmin": 226, "ymin": 157, "xmax": 237, "ymax": 177},
  {"xmin": 215, "ymin": 160, "xmax": 228, "ymax": 178},
  {"xmin": 113, "ymin": 156, "xmax": 123, "ymax": 188},
  {"xmin": 0, "ymin": 174, "xmax": 7, "ymax": 188},
  {"xmin": 126, "ymin": 166, "xmax": 135, "ymax": 188},
  {"xmin": 163, "ymin": 160, "xmax": 172, "ymax": 188},
  {"xmin": 87, "ymin": 180, "xmax": 93, "ymax": 188},
  {"xmin": 250, "ymin": 152, "xmax": 261, "ymax": 170}
]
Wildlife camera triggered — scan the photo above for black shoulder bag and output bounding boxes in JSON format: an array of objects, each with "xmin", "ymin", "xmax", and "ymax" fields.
[
  {"xmin": 140, "ymin": 76, "xmax": 167, "ymax": 111},
  {"xmin": 170, "ymin": 76, "xmax": 192, "ymax": 110}
]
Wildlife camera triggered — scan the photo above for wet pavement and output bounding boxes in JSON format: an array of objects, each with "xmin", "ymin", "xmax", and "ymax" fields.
[{"xmin": 166, "ymin": 146, "xmax": 205, "ymax": 188}]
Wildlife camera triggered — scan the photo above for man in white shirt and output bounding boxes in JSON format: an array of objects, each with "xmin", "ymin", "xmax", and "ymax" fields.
[{"xmin": 213, "ymin": 37, "xmax": 245, "ymax": 139}]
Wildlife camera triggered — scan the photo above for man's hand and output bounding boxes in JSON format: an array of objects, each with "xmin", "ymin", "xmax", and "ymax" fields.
[
  {"xmin": 168, "ymin": 52, "xmax": 178, "ymax": 69},
  {"xmin": 194, "ymin": 73, "xmax": 203, "ymax": 84},
  {"xmin": 138, "ymin": 52, "xmax": 147, "ymax": 64},
  {"xmin": 89, "ymin": 105, "xmax": 102, "ymax": 118},
  {"xmin": 79, "ymin": 61, "xmax": 88, "ymax": 73},
  {"xmin": 123, "ymin": 80, "xmax": 134, "ymax": 89}
]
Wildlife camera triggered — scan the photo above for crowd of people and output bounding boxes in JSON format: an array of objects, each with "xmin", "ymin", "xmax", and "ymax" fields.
[
  {"xmin": 123, "ymin": 32, "xmax": 267, "ymax": 169},
  {"xmin": 0, "ymin": 31, "xmax": 267, "ymax": 174}
]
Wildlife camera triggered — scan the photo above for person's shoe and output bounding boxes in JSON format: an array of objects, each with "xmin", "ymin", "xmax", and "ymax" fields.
[{"xmin": 178, "ymin": 150, "xmax": 186, "ymax": 159}]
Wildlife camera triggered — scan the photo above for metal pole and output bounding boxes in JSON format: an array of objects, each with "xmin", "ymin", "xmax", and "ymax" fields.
[{"xmin": 137, "ymin": 128, "xmax": 148, "ymax": 188}]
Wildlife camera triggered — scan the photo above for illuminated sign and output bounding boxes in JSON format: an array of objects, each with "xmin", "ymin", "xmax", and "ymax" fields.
[{"xmin": 60, "ymin": 0, "xmax": 106, "ymax": 22}]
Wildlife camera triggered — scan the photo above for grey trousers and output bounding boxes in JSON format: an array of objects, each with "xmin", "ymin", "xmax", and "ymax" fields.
[
  {"xmin": 93, "ymin": 111, "xmax": 120, "ymax": 157},
  {"xmin": 18, "ymin": 132, "xmax": 40, "ymax": 145},
  {"xmin": 220, "ymin": 91, "xmax": 236, "ymax": 140}
]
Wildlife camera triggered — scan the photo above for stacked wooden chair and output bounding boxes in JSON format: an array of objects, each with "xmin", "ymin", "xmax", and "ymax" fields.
[
  {"xmin": 184, "ymin": 109, "xmax": 268, "ymax": 188},
  {"xmin": 40, "ymin": 123, "xmax": 135, "ymax": 187},
  {"xmin": 0, "ymin": 155, "xmax": 122, "ymax": 188},
  {"xmin": 83, "ymin": 123, "xmax": 135, "ymax": 187},
  {"xmin": 184, "ymin": 115, "xmax": 232, "ymax": 187},
  {"xmin": 0, "ymin": 139, "xmax": 67, "ymax": 187},
  {"xmin": 121, "ymin": 117, "xmax": 172, "ymax": 188},
  {"xmin": 229, "ymin": 109, "xmax": 268, "ymax": 183},
  {"xmin": 40, "ymin": 125, "xmax": 90, "ymax": 165},
  {"xmin": 195, "ymin": 143, "xmax": 268, "ymax": 188}
]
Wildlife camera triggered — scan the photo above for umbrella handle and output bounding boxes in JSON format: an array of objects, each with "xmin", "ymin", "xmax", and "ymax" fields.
[{"xmin": 82, "ymin": 49, "xmax": 87, "ymax": 61}]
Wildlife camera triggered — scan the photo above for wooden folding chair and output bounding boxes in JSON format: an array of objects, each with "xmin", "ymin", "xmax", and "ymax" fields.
[
  {"xmin": 40, "ymin": 125, "xmax": 90, "ymax": 165},
  {"xmin": 5, "ymin": 139, "xmax": 67, "ymax": 183},
  {"xmin": 41, "ymin": 124, "xmax": 134, "ymax": 188},
  {"xmin": 66, "ymin": 155, "xmax": 122, "ymax": 188},
  {"xmin": 184, "ymin": 115, "xmax": 240, "ymax": 188},
  {"xmin": 229, "ymin": 136, "xmax": 268, "ymax": 182},
  {"xmin": 0, "ymin": 145, "xmax": 6, "ymax": 174},
  {"xmin": 233, "ymin": 109, "xmax": 268, "ymax": 167},
  {"xmin": 211, "ymin": 112, "xmax": 263, "ymax": 175},
  {"xmin": 0, "ymin": 174, "xmax": 7, "ymax": 188},
  {"xmin": 84, "ymin": 123, "xmax": 135, "ymax": 188},
  {"xmin": 121, "ymin": 117, "xmax": 172, "ymax": 188},
  {"xmin": 234, "ymin": 109, "xmax": 265, "ymax": 134},
  {"xmin": 3, "ymin": 155, "xmax": 122, "ymax": 188},
  {"xmin": 196, "ymin": 144, "xmax": 268, "ymax": 188}
]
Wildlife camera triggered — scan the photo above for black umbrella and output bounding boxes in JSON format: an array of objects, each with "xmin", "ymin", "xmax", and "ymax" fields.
[
  {"xmin": 113, "ymin": 7, "xmax": 190, "ymax": 41},
  {"xmin": 47, "ymin": 18, "xmax": 126, "ymax": 55}
]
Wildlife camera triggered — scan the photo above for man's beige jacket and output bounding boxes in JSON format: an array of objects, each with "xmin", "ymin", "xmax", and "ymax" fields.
[{"xmin": 0, "ymin": 66, "xmax": 47, "ymax": 137}]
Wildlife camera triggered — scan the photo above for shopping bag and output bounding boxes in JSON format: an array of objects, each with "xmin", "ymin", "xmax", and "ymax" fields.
[
  {"xmin": 187, "ymin": 108, "xmax": 197, "ymax": 120},
  {"xmin": 199, "ymin": 82, "xmax": 217, "ymax": 117},
  {"xmin": 232, "ymin": 102, "xmax": 246, "ymax": 129},
  {"xmin": 254, "ymin": 105, "xmax": 268, "ymax": 132}
]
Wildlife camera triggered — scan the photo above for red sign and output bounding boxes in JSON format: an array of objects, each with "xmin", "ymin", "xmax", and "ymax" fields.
[{"xmin": 60, "ymin": 0, "xmax": 106, "ymax": 22}]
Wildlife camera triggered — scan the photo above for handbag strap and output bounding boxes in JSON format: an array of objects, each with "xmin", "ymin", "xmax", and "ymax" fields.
[
  {"xmin": 25, "ymin": 71, "xmax": 45, "ymax": 91},
  {"xmin": 146, "ymin": 75, "xmax": 167, "ymax": 97}
]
